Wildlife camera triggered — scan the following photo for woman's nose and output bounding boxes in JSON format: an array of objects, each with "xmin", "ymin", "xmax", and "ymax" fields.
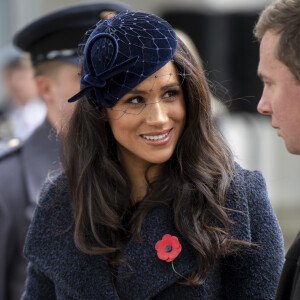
[{"xmin": 145, "ymin": 101, "xmax": 168, "ymax": 125}]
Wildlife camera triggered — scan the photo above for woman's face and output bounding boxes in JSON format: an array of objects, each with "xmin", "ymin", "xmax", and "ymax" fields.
[{"xmin": 106, "ymin": 61, "xmax": 186, "ymax": 169}]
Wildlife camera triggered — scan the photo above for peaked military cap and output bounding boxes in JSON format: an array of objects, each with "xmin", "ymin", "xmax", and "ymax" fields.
[{"xmin": 13, "ymin": 2, "xmax": 130, "ymax": 66}]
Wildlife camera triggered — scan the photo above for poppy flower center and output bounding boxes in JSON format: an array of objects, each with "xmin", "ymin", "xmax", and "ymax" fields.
[{"xmin": 165, "ymin": 245, "xmax": 172, "ymax": 252}]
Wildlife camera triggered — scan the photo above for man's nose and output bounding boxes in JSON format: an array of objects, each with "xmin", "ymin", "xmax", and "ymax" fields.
[{"xmin": 257, "ymin": 92, "xmax": 272, "ymax": 116}]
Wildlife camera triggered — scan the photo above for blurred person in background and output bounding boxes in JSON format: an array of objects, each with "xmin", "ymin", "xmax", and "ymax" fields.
[
  {"xmin": 0, "ymin": 51, "xmax": 46, "ymax": 143},
  {"xmin": 254, "ymin": 0, "xmax": 300, "ymax": 299},
  {"xmin": 174, "ymin": 29, "xmax": 228, "ymax": 120},
  {"xmin": 0, "ymin": 2, "xmax": 129, "ymax": 300}
]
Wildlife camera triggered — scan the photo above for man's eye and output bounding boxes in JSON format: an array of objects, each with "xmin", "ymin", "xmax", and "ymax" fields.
[{"xmin": 262, "ymin": 81, "xmax": 272, "ymax": 87}]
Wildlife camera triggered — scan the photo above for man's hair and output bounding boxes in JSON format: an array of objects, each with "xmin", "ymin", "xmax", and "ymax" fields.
[
  {"xmin": 34, "ymin": 60, "xmax": 73, "ymax": 79},
  {"xmin": 254, "ymin": 0, "xmax": 300, "ymax": 82}
]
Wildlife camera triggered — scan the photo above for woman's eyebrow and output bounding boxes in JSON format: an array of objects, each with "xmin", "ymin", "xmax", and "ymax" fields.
[
  {"xmin": 128, "ymin": 82, "xmax": 180, "ymax": 94},
  {"xmin": 127, "ymin": 89, "xmax": 148, "ymax": 95},
  {"xmin": 161, "ymin": 83, "xmax": 181, "ymax": 90}
]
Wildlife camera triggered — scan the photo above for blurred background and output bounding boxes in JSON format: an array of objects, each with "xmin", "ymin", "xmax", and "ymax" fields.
[{"xmin": 0, "ymin": 0, "xmax": 299, "ymax": 251}]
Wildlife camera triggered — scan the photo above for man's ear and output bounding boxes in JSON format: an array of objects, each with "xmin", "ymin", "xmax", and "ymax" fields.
[{"xmin": 35, "ymin": 76, "xmax": 55, "ymax": 105}]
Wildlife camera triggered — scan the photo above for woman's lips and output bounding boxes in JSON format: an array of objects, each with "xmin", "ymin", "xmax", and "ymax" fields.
[{"xmin": 141, "ymin": 129, "xmax": 173, "ymax": 145}]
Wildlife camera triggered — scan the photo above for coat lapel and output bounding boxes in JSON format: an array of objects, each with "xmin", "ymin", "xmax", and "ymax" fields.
[{"xmin": 115, "ymin": 207, "xmax": 198, "ymax": 299}]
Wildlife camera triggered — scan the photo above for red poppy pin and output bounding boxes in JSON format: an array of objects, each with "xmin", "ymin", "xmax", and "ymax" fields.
[
  {"xmin": 155, "ymin": 234, "xmax": 182, "ymax": 262},
  {"xmin": 155, "ymin": 234, "xmax": 186, "ymax": 279}
]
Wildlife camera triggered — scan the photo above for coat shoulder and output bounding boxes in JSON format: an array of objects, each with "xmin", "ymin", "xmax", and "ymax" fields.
[
  {"xmin": 232, "ymin": 163, "xmax": 271, "ymax": 214},
  {"xmin": 24, "ymin": 172, "xmax": 72, "ymax": 261},
  {"xmin": 226, "ymin": 163, "xmax": 281, "ymax": 243},
  {"xmin": 37, "ymin": 171, "xmax": 68, "ymax": 207},
  {"xmin": 226, "ymin": 163, "xmax": 267, "ymax": 211},
  {"xmin": 232, "ymin": 162, "xmax": 266, "ymax": 191},
  {"xmin": 0, "ymin": 139, "xmax": 22, "ymax": 163},
  {"xmin": 25, "ymin": 171, "xmax": 71, "ymax": 254},
  {"xmin": 0, "ymin": 140, "xmax": 26, "ymax": 205}
]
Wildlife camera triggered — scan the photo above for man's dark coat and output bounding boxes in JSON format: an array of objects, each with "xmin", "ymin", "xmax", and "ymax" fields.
[{"xmin": 0, "ymin": 120, "xmax": 60, "ymax": 300}]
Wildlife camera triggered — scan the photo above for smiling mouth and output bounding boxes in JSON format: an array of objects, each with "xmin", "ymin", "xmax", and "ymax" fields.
[
  {"xmin": 141, "ymin": 129, "xmax": 172, "ymax": 141},
  {"xmin": 142, "ymin": 132, "xmax": 169, "ymax": 141}
]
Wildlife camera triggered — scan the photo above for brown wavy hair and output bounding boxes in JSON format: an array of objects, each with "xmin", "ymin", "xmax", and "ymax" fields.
[{"xmin": 61, "ymin": 39, "xmax": 243, "ymax": 284}]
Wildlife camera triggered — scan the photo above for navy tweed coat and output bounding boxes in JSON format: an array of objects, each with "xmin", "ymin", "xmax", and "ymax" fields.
[{"xmin": 22, "ymin": 164, "xmax": 284, "ymax": 299}]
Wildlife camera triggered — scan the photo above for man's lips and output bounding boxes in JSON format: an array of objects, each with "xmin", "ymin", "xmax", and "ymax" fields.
[{"xmin": 272, "ymin": 125, "xmax": 281, "ymax": 136}]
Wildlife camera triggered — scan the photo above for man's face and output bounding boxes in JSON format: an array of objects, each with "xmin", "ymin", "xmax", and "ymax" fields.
[
  {"xmin": 4, "ymin": 66, "xmax": 38, "ymax": 106},
  {"xmin": 51, "ymin": 63, "xmax": 80, "ymax": 131},
  {"xmin": 257, "ymin": 30, "xmax": 300, "ymax": 154}
]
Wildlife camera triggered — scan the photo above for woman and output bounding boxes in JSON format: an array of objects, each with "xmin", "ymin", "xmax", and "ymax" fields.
[{"xmin": 22, "ymin": 12, "xmax": 284, "ymax": 299}]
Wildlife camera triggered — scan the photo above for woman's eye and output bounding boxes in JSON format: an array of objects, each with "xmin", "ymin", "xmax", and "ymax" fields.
[
  {"xmin": 163, "ymin": 90, "xmax": 178, "ymax": 99},
  {"xmin": 127, "ymin": 96, "xmax": 144, "ymax": 104}
]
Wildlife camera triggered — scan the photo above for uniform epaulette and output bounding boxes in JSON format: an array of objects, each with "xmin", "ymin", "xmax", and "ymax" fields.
[{"xmin": 0, "ymin": 138, "xmax": 23, "ymax": 161}]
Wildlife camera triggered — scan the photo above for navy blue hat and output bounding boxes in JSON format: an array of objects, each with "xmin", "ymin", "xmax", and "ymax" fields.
[
  {"xmin": 68, "ymin": 11, "xmax": 177, "ymax": 108},
  {"xmin": 13, "ymin": 2, "xmax": 130, "ymax": 66}
]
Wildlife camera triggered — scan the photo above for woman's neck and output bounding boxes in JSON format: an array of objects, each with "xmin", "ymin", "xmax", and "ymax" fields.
[{"xmin": 118, "ymin": 150, "xmax": 164, "ymax": 204}]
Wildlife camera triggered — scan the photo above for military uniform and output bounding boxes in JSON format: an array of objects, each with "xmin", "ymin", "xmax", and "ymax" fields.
[
  {"xmin": 0, "ymin": 107, "xmax": 14, "ymax": 141},
  {"xmin": 0, "ymin": 119, "xmax": 60, "ymax": 300},
  {"xmin": 0, "ymin": 2, "xmax": 130, "ymax": 299}
]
